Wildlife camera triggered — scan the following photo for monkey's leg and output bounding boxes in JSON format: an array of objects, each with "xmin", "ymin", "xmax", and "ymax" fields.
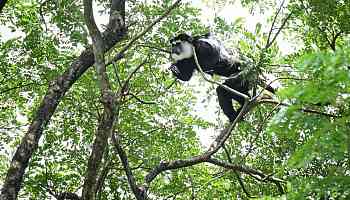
[
  {"xmin": 220, "ymin": 78, "xmax": 250, "ymax": 122},
  {"xmin": 216, "ymin": 85, "xmax": 237, "ymax": 122},
  {"xmin": 230, "ymin": 78, "xmax": 250, "ymax": 119}
]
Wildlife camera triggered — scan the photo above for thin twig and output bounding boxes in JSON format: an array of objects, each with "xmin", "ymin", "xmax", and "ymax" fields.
[
  {"xmin": 259, "ymin": 99, "xmax": 340, "ymax": 118},
  {"xmin": 124, "ymin": 60, "xmax": 148, "ymax": 86},
  {"xmin": 192, "ymin": 46, "xmax": 249, "ymax": 100},
  {"xmin": 0, "ymin": 82, "xmax": 46, "ymax": 94},
  {"xmin": 128, "ymin": 93, "xmax": 156, "ymax": 104},
  {"xmin": 223, "ymin": 145, "xmax": 255, "ymax": 198},
  {"xmin": 112, "ymin": 61, "xmax": 123, "ymax": 87},
  {"xmin": 266, "ymin": 0, "xmax": 286, "ymax": 48},
  {"xmin": 242, "ymin": 103, "xmax": 281, "ymax": 161},
  {"xmin": 252, "ymin": 77, "xmax": 308, "ymax": 102},
  {"xmin": 266, "ymin": 12, "xmax": 293, "ymax": 49}
]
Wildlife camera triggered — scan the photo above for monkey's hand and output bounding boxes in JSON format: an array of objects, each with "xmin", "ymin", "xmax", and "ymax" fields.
[
  {"xmin": 169, "ymin": 64, "xmax": 180, "ymax": 75},
  {"xmin": 168, "ymin": 64, "xmax": 192, "ymax": 81}
]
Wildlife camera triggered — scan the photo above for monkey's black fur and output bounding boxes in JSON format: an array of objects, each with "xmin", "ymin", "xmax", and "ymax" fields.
[{"xmin": 169, "ymin": 33, "xmax": 257, "ymax": 122}]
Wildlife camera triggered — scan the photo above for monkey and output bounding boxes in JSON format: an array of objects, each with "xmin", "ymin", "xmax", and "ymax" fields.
[{"xmin": 169, "ymin": 33, "xmax": 275, "ymax": 122}]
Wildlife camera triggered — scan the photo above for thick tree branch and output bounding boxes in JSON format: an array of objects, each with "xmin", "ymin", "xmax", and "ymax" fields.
[
  {"xmin": 82, "ymin": 0, "xmax": 118, "ymax": 199},
  {"xmin": 0, "ymin": 0, "xmax": 127, "ymax": 198},
  {"xmin": 145, "ymin": 155, "xmax": 208, "ymax": 184}
]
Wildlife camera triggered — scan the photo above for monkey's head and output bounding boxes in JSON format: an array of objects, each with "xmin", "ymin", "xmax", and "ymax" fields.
[{"xmin": 170, "ymin": 33, "xmax": 194, "ymax": 62}]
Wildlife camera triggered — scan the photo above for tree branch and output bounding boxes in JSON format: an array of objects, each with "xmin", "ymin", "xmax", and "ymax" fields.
[
  {"xmin": 112, "ymin": 133, "xmax": 146, "ymax": 200},
  {"xmin": 128, "ymin": 93, "xmax": 156, "ymax": 105},
  {"xmin": 207, "ymin": 158, "xmax": 285, "ymax": 194},
  {"xmin": 95, "ymin": 159, "xmax": 112, "ymax": 197},
  {"xmin": 259, "ymin": 99, "xmax": 340, "ymax": 118},
  {"xmin": 0, "ymin": 0, "xmax": 127, "ymax": 198},
  {"xmin": 252, "ymin": 77, "xmax": 309, "ymax": 102},
  {"xmin": 0, "ymin": 82, "xmax": 46, "ymax": 94},
  {"xmin": 242, "ymin": 103, "xmax": 281, "ymax": 161},
  {"xmin": 112, "ymin": 0, "xmax": 182, "ymax": 62},
  {"xmin": 223, "ymin": 145, "xmax": 255, "ymax": 198},
  {"xmin": 136, "ymin": 44, "xmax": 171, "ymax": 54},
  {"xmin": 192, "ymin": 46, "xmax": 249, "ymax": 100},
  {"xmin": 266, "ymin": 0, "xmax": 286, "ymax": 48},
  {"xmin": 81, "ymin": 0, "xmax": 118, "ymax": 199},
  {"xmin": 330, "ymin": 31, "xmax": 342, "ymax": 51},
  {"xmin": 266, "ymin": 11, "xmax": 292, "ymax": 49}
]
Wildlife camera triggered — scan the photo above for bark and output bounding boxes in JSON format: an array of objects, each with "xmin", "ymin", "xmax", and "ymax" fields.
[
  {"xmin": 0, "ymin": 0, "xmax": 126, "ymax": 199},
  {"xmin": 81, "ymin": 0, "xmax": 119, "ymax": 199}
]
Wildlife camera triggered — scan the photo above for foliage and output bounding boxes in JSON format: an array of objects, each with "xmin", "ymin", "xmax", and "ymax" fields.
[{"xmin": 0, "ymin": 0, "xmax": 349, "ymax": 199}]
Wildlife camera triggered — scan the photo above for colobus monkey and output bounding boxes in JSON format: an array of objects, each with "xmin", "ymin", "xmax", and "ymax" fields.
[{"xmin": 169, "ymin": 33, "xmax": 275, "ymax": 122}]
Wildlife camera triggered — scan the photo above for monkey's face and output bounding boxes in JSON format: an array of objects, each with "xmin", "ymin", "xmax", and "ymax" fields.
[{"xmin": 170, "ymin": 34, "xmax": 194, "ymax": 61}]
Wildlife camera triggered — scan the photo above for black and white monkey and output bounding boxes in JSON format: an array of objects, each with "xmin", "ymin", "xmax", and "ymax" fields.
[{"xmin": 169, "ymin": 33, "xmax": 275, "ymax": 122}]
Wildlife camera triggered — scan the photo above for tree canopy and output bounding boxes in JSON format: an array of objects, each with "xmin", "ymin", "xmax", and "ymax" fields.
[{"xmin": 0, "ymin": 0, "xmax": 349, "ymax": 199}]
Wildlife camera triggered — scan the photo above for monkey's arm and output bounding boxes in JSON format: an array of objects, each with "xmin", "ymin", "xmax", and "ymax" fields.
[{"xmin": 169, "ymin": 61, "xmax": 196, "ymax": 81}]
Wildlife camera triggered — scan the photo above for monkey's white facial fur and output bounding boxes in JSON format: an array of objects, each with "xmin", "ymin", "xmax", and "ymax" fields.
[{"xmin": 171, "ymin": 40, "xmax": 194, "ymax": 61}]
